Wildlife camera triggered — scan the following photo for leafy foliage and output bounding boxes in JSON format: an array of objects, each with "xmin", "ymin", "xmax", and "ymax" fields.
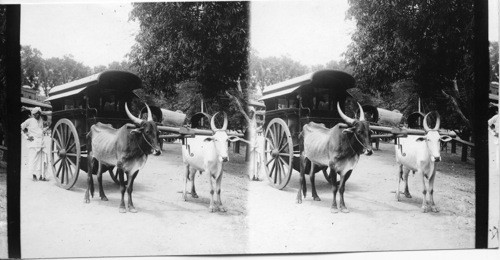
[
  {"xmin": 129, "ymin": 2, "xmax": 250, "ymax": 100},
  {"xmin": 345, "ymin": 0, "xmax": 474, "ymax": 133},
  {"xmin": 490, "ymin": 42, "xmax": 499, "ymax": 82},
  {"xmin": 21, "ymin": 45, "xmax": 92, "ymax": 96},
  {"xmin": 249, "ymin": 51, "xmax": 309, "ymax": 92}
]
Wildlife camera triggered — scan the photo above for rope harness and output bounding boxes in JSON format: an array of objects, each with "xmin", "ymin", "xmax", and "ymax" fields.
[
  {"xmin": 134, "ymin": 132, "xmax": 155, "ymax": 155},
  {"xmin": 348, "ymin": 131, "xmax": 371, "ymax": 154}
]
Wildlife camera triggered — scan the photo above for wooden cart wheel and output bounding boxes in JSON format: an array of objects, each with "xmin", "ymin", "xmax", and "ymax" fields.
[
  {"xmin": 50, "ymin": 119, "xmax": 80, "ymax": 189},
  {"xmin": 263, "ymin": 118, "xmax": 294, "ymax": 189}
]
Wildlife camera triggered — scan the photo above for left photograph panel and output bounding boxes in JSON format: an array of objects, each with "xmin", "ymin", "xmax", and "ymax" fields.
[{"xmin": 19, "ymin": 2, "xmax": 250, "ymax": 258}]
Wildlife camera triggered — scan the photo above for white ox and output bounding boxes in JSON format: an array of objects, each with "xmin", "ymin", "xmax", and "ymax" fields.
[
  {"xmin": 181, "ymin": 112, "xmax": 239, "ymax": 212},
  {"xmin": 395, "ymin": 112, "xmax": 452, "ymax": 213}
]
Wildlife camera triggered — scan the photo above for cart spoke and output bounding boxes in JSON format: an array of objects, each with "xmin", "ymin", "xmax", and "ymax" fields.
[
  {"xmin": 54, "ymin": 129, "xmax": 64, "ymax": 149},
  {"xmin": 265, "ymin": 137, "xmax": 275, "ymax": 150},
  {"xmin": 52, "ymin": 138, "xmax": 62, "ymax": 151},
  {"xmin": 56, "ymin": 160, "xmax": 63, "ymax": 178},
  {"xmin": 66, "ymin": 142, "xmax": 76, "ymax": 153},
  {"xmin": 67, "ymin": 160, "xmax": 74, "ymax": 180},
  {"xmin": 276, "ymin": 158, "xmax": 283, "ymax": 184},
  {"xmin": 278, "ymin": 138, "xmax": 289, "ymax": 152},
  {"xmin": 275, "ymin": 124, "xmax": 282, "ymax": 149},
  {"xmin": 53, "ymin": 157, "xmax": 62, "ymax": 166},
  {"xmin": 266, "ymin": 157, "xmax": 276, "ymax": 166},
  {"xmin": 65, "ymin": 133, "xmax": 74, "ymax": 151},
  {"xmin": 268, "ymin": 160, "xmax": 276, "ymax": 178},
  {"xmin": 274, "ymin": 158, "xmax": 280, "ymax": 184},
  {"xmin": 63, "ymin": 125, "xmax": 70, "ymax": 148},
  {"xmin": 66, "ymin": 153, "xmax": 78, "ymax": 157},
  {"xmin": 274, "ymin": 124, "xmax": 282, "ymax": 149},
  {"xmin": 268, "ymin": 126, "xmax": 277, "ymax": 147},
  {"xmin": 60, "ymin": 126, "xmax": 68, "ymax": 149},
  {"xmin": 60, "ymin": 160, "xmax": 66, "ymax": 183},
  {"xmin": 67, "ymin": 158, "xmax": 77, "ymax": 169}
]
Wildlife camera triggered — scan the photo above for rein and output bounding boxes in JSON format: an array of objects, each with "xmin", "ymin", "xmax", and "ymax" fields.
[
  {"xmin": 348, "ymin": 132, "xmax": 370, "ymax": 154},
  {"xmin": 134, "ymin": 132, "xmax": 155, "ymax": 155}
]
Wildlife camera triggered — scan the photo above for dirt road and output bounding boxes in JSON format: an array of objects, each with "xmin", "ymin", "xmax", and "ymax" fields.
[
  {"xmin": 21, "ymin": 141, "xmax": 249, "ymax": 258},
  {"xmin": 20, "ymin": 139, "xmax": 475, "ymax": 258}
]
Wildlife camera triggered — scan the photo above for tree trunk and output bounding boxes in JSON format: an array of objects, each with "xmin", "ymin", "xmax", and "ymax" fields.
[
  {"xmin": 451, "ymin": 140, "xmax": 456, "ymax": 153},
  {"xmin": 460, "ymin": 130, "xmax": 471, "ymax": 162}
]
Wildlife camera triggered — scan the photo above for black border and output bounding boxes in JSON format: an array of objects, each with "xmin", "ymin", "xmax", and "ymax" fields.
[
  {"xmin": 5, "ymin": 4, "xmax": 21, "ymax": 258},
  {"xmin": 474, "ymin": 0, "xmax": 490, "ymax": 249}
]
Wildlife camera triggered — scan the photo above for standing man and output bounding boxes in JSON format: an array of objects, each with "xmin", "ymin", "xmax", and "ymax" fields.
[{"xmin": 21, "ymin": 107, "xmax": 45, "ymax": 181}]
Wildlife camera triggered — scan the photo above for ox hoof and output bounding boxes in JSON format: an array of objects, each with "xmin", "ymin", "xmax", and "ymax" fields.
[
  {"xmin": 296, "ymin": 198, "xmax": 302, "ymax": 204},
  {"xmin": 128, "ymin": 207, "xmax": 138, "ymax": 213},
  {"xmin": 218, "ymin": 206, "xmax": 227, "ymax": 213},
  {"xmin": 404, "ymin": 193, "xmax": 412, "ymax": 198},
  {"xmin": 421, "ymin": 206, "xmax": 429, "ymax": 213},
  {"xmin": 209, "ymin": 206, "xmax": 217, "ymax": 213},
  {"xmin": 119, "ymin": 207, "xmax": 127, "ymax": 213},
  {"xmin": 192, "ymin": 193, "xmax": 199, "ymax": 199},
  {"xmin": 331, "ymin": 207, "xmax": 339, "ymax": 214},
  {"xmin": 84, "ymin": 199, "xmax": 90, "ymax": 204},
  {"xmin": 340, "ymin": 208, "xmax": 350, "ymax": 213},
  {"xmin": 431, "ymin": 206, "xmax": 439, "ymax": 213},
  {"xmin": 313, "ymin": 196, "xmax": 321, "ymax": 201},
  {"xmin": 101, "ymin": 196, "xmax": 108, "ymax": 201}
]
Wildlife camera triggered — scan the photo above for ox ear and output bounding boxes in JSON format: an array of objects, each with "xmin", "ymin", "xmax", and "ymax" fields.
[
  {"xmin": 416, "ymin": 137, "xmax": 426, "ymax": 142},
  {"xmin": 228, "ymin": 136, "xmax": 240, "ymax": 143},
  {"xmin": 440, "ymin": 135, "xmax": 452, "ymax": 142},
  {"xmin": 342, "ymin": 128, "xmax": 353, "ymax": 134},
  {"xmin": 204, "ymin": 137, "xmax": 215, "ymax": 142},
  {"xmin": 130, "ymin": 127, "xmax": 143, "ymax": 135}
]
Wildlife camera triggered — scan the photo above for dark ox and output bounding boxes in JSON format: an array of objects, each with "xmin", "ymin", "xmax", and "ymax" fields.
[
  {"xmin": 297, "ymin": 102, "xmax": 372, "ymax": 213},
  {"xmin": 84, "ymin": 103, "xmax": 161, "ymax": 213}
]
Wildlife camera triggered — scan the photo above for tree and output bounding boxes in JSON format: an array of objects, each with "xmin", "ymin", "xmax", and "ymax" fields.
[
  {"xmin": 21, "ymin": 45, "xmax": 46, "ymax": 90},
  {"xmin": 249, "ymin": 51, "xmax": 309, "ymax": 92},
  {"xmin": 345, "ymin": 0, "xmax": 474, "ymax": 136},
  {"xmin": 490, "ymin": 42, "xmax": 499, "ymax": 82},
  {"xmin": 21, "ymin": 46, "xmax": 92, "ymax": 96},
  {"xmin": 129, "ymin": 2, "xmax": 249, "ymax": 100}
]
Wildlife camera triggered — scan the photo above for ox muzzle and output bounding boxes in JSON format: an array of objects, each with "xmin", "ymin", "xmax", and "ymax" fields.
[
  {"xmin": 364, "ymin": 149, "xmax": 373, "ymax": 156},
  {"xmin": 153, "ymin": 149, "xmax": 162, "ymax": 156}
]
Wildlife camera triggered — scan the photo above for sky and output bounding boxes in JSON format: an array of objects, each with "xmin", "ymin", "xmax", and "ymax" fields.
[
  {"xmin": 250, "ymin": 0, "xmax": 354, "ymax": 66},
  {"xmin": 19, "ymin": 0, "xmax": 500, "ymax": 69},
  {"xmin": 21, "ymin": 3, "xmax": 138, "ymax": 68}
]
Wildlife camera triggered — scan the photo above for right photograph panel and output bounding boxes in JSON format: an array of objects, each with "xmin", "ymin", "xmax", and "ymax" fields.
[{"xmin": 246, "ymin": 0, "xmax": 481, "ymax": 252}]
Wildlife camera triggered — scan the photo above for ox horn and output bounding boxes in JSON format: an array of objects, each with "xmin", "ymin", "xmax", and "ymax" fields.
[
  {"xmin": 423, "ymin": 112, "xmax": 431, "ymax": 132},
  {"xmin": 210, "ymin": 112, "xmax": 228, "ymax": 131},
  {"xmin": 337, "ymin": 102, "xmax": 355, "ymax": 125},
  {"xmin": 145, "ymin": 103, "xmax": 153, "ymax": 121},
  {"xmin": 357, "ymin": 103, "xmax": 365, "ymax": 121},
  {"xmin": 125, "ymin": 102, "xmax": 143, "ymax": 125},
  {"xmin": 433, "ymin": 113, "xmax": 440, "ymax": 130}
]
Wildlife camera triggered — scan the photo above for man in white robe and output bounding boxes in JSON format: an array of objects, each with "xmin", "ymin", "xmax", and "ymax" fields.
[{"xmin": 21, "ymin": 107, "xmax": 46, "ymax": 181}]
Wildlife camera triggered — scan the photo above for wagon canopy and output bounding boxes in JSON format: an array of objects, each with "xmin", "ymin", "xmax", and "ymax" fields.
[
  {"xmin": 46, "ymin": 70, "xmax": 141, "ymax": 101},
  {"xmin": 260, "ymin": 70, "xmax": 355, "ymax": 101}
]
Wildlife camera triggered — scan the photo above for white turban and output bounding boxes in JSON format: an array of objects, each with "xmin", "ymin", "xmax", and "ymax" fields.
[{"xmin": 31, "ymin": 107, "xmax": 42, "ymax": 115}]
